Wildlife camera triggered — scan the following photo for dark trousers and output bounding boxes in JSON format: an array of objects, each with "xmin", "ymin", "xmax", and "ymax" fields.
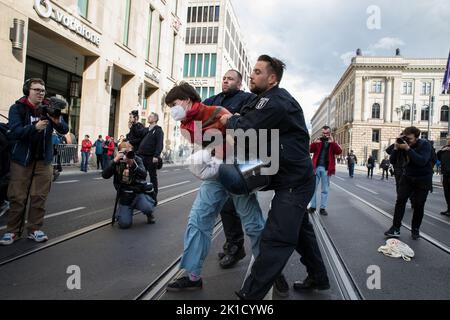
[
  {"xmin": 442, "ymin": 174, "xmax": 450, "ymax": 212},
  {"xmin": 240, "ymin": 176, "xmax": 328, "ymax": 300},
  {"xmin": 220, "ymin": 198, "xmax": 244, "ymax": 248},
  {"xmin": 381, "ymin": 168, "xmax": 389, "ymax": 180},
  {"xmin": 142, "ymin": 156, "xmax": 158, "ymax": 200},
  {"xmin": 96, "ymin": 154, "xmax": 103, "ymax": 170},
  {"xmin": 393, "ymin": 176, "xmax": 431, "ymax": 230},
  {"xmin": 348, "ymin": 164, "xmax": 355, "ymax": 177},
  {"xmin": 367, "ymin": 167, "xmax": 374, "ymax": 178}
]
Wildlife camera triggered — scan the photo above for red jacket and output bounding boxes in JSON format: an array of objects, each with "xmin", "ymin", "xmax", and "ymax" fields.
[
  {"xmin": 310, "ymin": 141, "xmax": 342, "ymax": 176},
  {"xmin": 81, "ymin": 139, "xmax": 92, "ymax": 152}
]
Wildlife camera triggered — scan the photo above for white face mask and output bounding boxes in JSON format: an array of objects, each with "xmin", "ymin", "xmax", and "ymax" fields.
[{"xmin": 171, "ymin": 105, "xmax": 187, "ymax": 121}]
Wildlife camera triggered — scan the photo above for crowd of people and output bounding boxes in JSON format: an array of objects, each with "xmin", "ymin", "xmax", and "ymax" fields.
[{"xmin": 1, "ymin": 57, "xmax": 449, "ymax": 301}]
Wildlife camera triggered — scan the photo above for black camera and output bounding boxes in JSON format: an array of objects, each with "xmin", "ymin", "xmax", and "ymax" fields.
[
  {"xmin": 396, "ymin": 136, "xmax": 410, "ymax": 144},
  {"xmin": 39, "ymin": 97, "xmax": 67, "ymax": 119},
  {"xmin": 320, "ymin": 136, "xmax": 329, "ymax": 142},
  {"xmin": 123, "ymin": 150, "xmax": 135, "ymax": 160},
  {"xmin": 130, "ymin": 110, "xmax": 139, "ymax": 118}
]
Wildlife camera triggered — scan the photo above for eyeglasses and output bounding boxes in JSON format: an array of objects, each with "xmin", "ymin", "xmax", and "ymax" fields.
[{"xmin": 30, "ymin": 88, "xmax": 46, "ymax": 94}]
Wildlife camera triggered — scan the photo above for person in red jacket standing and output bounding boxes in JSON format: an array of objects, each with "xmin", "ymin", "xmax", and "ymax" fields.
[
  {"xmin": 308, "ymin": 126, "xmax": 342, "ymax": 215},
  {"xmin": 80, "ymin": 135, "xmax": 93, "ymax": 172}
]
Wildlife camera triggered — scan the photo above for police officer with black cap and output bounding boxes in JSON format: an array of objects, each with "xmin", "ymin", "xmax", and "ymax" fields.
[
  {"xmin": 220, "ymin": 55, "xmax": 329, "ymax": 299},
  {"xmin": 204, "ymin": 69, "xmax": 256, "ymax": 269}
]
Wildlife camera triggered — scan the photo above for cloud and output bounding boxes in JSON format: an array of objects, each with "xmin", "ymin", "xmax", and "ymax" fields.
[{"xmin": 372, "ymin": 37, "xmax": 405, "ymax": 50}]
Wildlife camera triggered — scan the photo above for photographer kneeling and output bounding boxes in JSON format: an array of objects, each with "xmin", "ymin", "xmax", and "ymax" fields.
[{"xmin": 102, "ymin": 141, "xmax": 156, "ymax": 229}]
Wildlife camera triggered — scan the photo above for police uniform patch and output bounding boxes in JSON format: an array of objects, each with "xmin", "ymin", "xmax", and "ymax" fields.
[{"xmin": 255, "ymin": 98, "xmax": 270, "ymax": 110}]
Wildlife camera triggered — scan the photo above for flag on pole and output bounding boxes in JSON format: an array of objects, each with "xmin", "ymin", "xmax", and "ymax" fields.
[{"xmin": 443, "ymin": 50, "xmax": 450, "ymax": 94}]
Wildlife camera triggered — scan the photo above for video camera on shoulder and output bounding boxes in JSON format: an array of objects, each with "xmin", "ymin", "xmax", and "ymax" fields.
[
  {"xmin": 39, "ymin": 97, "xmax": 67, "ymax": 120},
  {"xmin": 396, "ymin": 136, "xmax": 410, "ymax": 145}
]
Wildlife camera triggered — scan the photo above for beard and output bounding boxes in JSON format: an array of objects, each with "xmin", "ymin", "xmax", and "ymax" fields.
[{"xmin": 250, "ymin": 84, "xmax": 266, "ymax": 95}]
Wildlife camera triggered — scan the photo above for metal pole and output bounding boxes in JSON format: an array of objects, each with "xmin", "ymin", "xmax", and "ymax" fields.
[
  {"xmin": 411, "ymin": 103, "xmax": 414, "ymax": 126},
  {"xmin": 428, "ymin": 96, "xmax": 434, "ymax": 140}
]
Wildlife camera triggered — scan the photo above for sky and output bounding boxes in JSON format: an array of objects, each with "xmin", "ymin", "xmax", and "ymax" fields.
[{"xmin": 230, "ymin": 0, "xmax": 450, "ymax": 129}]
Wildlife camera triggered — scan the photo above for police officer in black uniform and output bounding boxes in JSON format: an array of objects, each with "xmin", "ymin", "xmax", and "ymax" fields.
[
  {"xmin": 204, "ymin": 69, "xmax": 255, "ymax": 269},
  {"xmin": 220, "ymin": 55, "xmax": 329, "ymax": 300}
]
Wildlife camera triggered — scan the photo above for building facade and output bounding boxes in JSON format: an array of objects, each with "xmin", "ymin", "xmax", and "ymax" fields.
[
  {"xmin": 311, "ymin": 50, "xmax": 449, "ymax": 164},
  {"xmin": 1, "ymin": 0, "xmax": 186, "ymax": 152},
  {"xmin": 310, "ymin": 96, "xmax": 334, "ymax": 140},
  {"xmin": 183, "ymin": 0, "xmax": 253, "ymax": 100}
]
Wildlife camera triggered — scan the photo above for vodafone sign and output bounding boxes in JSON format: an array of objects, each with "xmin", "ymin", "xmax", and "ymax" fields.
[{"xmin": 33, "ymin": 0, "xmax": 101, "ymax": 46}]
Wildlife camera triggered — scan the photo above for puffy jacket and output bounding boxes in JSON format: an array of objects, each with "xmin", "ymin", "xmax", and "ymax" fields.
[
  {"xmin": 81, "ymin": 139, "xmax": 92, "ymax": 152},
  {"xmin": 8, "ymin": 97, "xmax": 69, "ymax": 166}
]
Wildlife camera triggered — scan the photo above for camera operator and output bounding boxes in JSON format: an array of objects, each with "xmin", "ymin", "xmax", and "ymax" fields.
[
  {"xmin": 384, "ymin": 127, "xmax": 433, "ymax": 240},
  {"xmin": 0, "ymin": 79, "xmax": 69, "ymax": 245},
  {"xmin": 437, "ymin": 134, "xmax": 450, "ymax": 217},
  {"xmin": 102, "ymin": 142, "xmax": 156, "ymax": 229},
  {"xmin": 126, "ymin": 110, "xmax": 147, "ymax": 151},
  {"xmin": 308, "ymin": 126, "xmax": 342, "ymax": 215}
]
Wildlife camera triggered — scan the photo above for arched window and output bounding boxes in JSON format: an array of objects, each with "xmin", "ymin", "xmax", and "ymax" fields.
[
  {"xmin": 441, "ymin": 105, "xmax": 449, "ymax": 122},
  {"xmin": 421, "ymin": 105, "xmax": 429, "ymax": 121},
  {"xmin": 402, "ymin": 105, "xmax": 411, "ymax": 121},
  {"xmin": 372, "ymin": 103, "xmax": 381, "ymax": 119}
]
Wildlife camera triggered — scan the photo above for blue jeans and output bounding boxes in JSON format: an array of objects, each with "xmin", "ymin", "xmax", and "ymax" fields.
[
  {"xmin": 309, "ymin": 166, "xmax": 330, "ymax": 209},
  {"xmin": 81, "ymin": 152, "xmax": 90, "ymax": 171},
  {"xmin": 180, "ymin": 179, "xmax": 265, "ymax": 276},
  {"xmin": 348, "ymin": 164, "xmax": 355, "ymax": 177},
  {"xmin": 117, "ymin": 193, "xmax": 155, "ymax": 229}
]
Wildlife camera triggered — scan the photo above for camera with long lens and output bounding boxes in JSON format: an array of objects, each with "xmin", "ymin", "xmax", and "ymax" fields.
[
  {"xmin": 122, "ymin": 150, "xmax": 135, "ymax": 160},
  {"xmin": 396, "ymin": 136, "xmax": 410, "ymax": 145},
  {"xmin": 39, "ymin": 97, "xmax": 67, "ymax": 120}
]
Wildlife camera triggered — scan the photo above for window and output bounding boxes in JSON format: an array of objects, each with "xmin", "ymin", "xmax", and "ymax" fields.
[
  {"xmin": 123, "ymin": 0, "xmax": 131, "ymax": 46},
  {"xmin": 226, "ymin": 12, "xmax": 231, "ymax": 29},
  {"xmin": 440, "ymin": 131, "xmax": 448, "ymax": 139},
  {"xmin": 421, "ymin": 82, "xmax": 432, "ymax": 95},
  {"xmin": 209, "ymin": 87, "xmax": 215, "ymax": 97},
  {"xmin": 183, "ymin": 54, "xmax": 189, "ymax": 77},
  {"xmin": 190, "ymin": 27, "xmax": 195, "ymax": 44},
  {"xmin": 421, "ymin": 105, "xmax": 430, "ymax": 121},
  {"xmin": 213, "ymin": 27, "xmax": 219, "ymax": 44},
  {"xmin": 210, "ymin": 54, "xmax": 217, "ymax": 77},
  {"xmin": 171, "ymin": 33, "xmax": 176, "ymax": 78},
  {"xmin": 145, "ymin": 7, "xmax": 154, "ymax": 61},
  {"xmin": 187, "ymin": 7, "xmax": 191, "ymax": 23},
  {"xmin": 192, "ymin": 7, "xmax": 197, "ymax": 23},
  {"xmin": 209, "ymin": 6, "xmax": 214, "ymax": 22},
  {"xmin": 195, "ymin": 27, "xmax": 201, "ymax": 43},
  {"xmin": 156, "ymin": 16, "xmax": 163, "ymax": 67},
  {"xmin": 371, "ymin": 150, "xmax": 378, "ymax": 162},
  {"xmin": 196, "ymin": 54, "xmax": 203, "ymax": 77},
  {"xmin": 189, "ymin": 54, "xmax": 196, "ymax": 77},
  {"xmin": 402, "ymin": 105, "xmax": 411, "ymax": 120},
  {"xmin": 203, "ymin": 6, "xmax": 208, "ymax": 22},
  {"xmin": 372, "ymin": 103, "xmax": 381, "ymax": 119},
  {"xmin": 214, "ymin": 6, "xmax": 220, "ymax": 21},
  {"xmin": 78, "ymin": 0, "xmax": 89, "ymax": 18},
  {"xmin": 185, "ymin": 27, "xmax": 190, "ymax": 44},
  {"xmin": 441, "ymin": 105, "xmax": 449, "ymax": 122},
  {"xmin": 372, "ymin": 81, "xmax": 382, "ymax": 93},
  {"xmin": 372, "ymin": 129, "xmax": 380, "ymax": 143},
  {"xmin": 201, "ymin": 27, "xmax": 207, "ymax": 44},
  {"xmin": 203, "ymin": 54, "xmax": 210, "ymax": 77},
  {"xmin": 402, "ymin": 81, "xmax": 412, "ymax": 95},
  {"xmin": 201, "ymin": 87, "xmax": 208, "ymax": 100},
  {"xmin": 225, "ymin": 32, "xmax": 230, "ymax": 51},
  {"xmin": 207, "ymin": 27, "xmax": 213, "ymax": 43},
  {"xmin": 198, "ymin": 7, "xmax": 203, "ymax": 22}
]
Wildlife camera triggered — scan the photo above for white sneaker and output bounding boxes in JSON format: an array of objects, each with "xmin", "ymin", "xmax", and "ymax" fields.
[
  {"xmin": 0, "ymin": 200, "xmax": 9, "ymax": 217},
  {"xmin": 0, "ymin": 233, "xmax": 17, "ymax": 245},
  {"xmin": 28, "ymin": 230, "xmax": 48, "ymax": 243}
]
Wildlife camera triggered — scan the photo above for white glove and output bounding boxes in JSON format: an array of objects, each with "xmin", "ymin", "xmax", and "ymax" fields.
[{"xmin": 187, "ymin": 149, "xmax": 222, "ymax": 180}]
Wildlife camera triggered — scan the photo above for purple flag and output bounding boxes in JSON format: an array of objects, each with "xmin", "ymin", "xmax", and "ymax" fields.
[{"xmin": 443, "ymin": 50, "xmax": 450, "ymax": 94}]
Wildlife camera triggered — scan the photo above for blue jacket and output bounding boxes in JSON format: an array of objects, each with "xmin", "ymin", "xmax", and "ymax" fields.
[
  {"xmin": 8, "ymin": 97, "xmax": 69, "ymax": 166},
  {"xmin": 203, "ymin": 90, "xmax": 256, "ymax": 114},
  {"xmin": 94, "ymin": 139, "xmax": 104, "ymax": 155},
  {"xmin": 389, "ymin": 139, "xmax": 433, "ymax": 179}
]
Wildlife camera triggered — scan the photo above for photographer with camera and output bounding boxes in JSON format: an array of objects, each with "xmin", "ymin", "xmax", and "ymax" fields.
[
  {"xmin": 437, "ymin": 134, "xmax": 450, "ymax": 217},
  {"xmin": 126, "ymin": 110, "xmax": 147, "ymax": 151},
  {"xmin": 308, "ymin": 126, "xmax": 342, "ymax": 216},
  {"xmin": 0, "ymin": 78, "xmax": 69, "ymax": 245},
  {"xmin": 102, "ymin": 141, "xmax": 156, "ymax": 229},
  {"xmin": 384, "ymin": 127, "xmax": 433, "ymax": 240}
]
